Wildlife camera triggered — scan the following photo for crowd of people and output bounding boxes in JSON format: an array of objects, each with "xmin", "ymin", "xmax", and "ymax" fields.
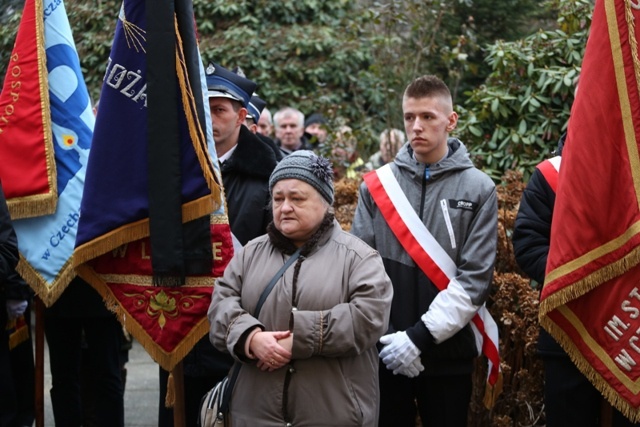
[{"xmin": 1, "ymin": 60, "xmax": 635, "ymax": 427}]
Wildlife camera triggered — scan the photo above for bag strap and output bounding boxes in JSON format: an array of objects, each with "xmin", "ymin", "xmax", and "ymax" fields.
[
  {"xmin": 254, "ymin": 247, "xmax": 302, "ymax": 318},
  {"xmin": 220, "ymin": 247, "xmax": 303, "ymax": 414}
]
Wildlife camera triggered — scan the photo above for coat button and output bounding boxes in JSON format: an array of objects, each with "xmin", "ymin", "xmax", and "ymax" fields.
[{"xmin": 289, "ymin": 367, "xmax": 296, "ymax": 373}]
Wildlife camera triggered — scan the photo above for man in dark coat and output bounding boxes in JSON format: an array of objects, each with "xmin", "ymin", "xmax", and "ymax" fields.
[{"xmin": 273, "ymin": 107, "xmax": 314, "ymax": 156}]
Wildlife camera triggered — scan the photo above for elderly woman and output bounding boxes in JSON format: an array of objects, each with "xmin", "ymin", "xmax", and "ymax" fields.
[{"xmin": 208, "ymin": 150, "xmax": 393, "ymax": 426}]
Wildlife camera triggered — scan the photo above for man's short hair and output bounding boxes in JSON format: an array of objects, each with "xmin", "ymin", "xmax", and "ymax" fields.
[
  {"xmin": 404, "ymin": 75, "xmax": 452, "ymax": 102},
  {"xmin": 261, "ymin": 107, "xmax": 273, "ymax": 124},
  {"xmin": 273, "ymin": 107, "xmax": 304, "ymax": 128}
]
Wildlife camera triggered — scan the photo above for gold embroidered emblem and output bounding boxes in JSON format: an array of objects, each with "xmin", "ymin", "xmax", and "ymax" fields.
[{"xmin": 125, "ymin": 289, "xmax": 204, "ymax": 329}]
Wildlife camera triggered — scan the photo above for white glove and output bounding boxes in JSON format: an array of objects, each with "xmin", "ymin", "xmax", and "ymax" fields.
[
  {"xmin": 394, "ymin": 354, "xmax": 424, "ymax": 378},
  {"xmin": 379, "ymin": 331, "xmax": 421, "ymax": 372},
  {"xmin": 6, "ymin": 299, "xmax": 28, "ymax": 320}
]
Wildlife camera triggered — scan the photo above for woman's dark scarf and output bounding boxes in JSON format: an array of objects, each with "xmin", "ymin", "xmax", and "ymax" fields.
[
  {"xmin": 266, "ymin": 210, "xmax": 335, "ymax": 257},
  {"xmin": 266, "ymin": 210, "xmax": 335, "ymax": 320}
]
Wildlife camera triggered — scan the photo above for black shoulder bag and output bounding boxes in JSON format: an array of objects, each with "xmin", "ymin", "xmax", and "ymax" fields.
[{"xmin": 198, "ymin": 248, "xmax": 302, "ymax": 427}]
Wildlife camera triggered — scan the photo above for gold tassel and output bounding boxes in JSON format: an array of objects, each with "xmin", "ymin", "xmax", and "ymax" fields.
[
  {"xmin": 165, "ymin": 372, "xmax": 175, "ymax": 408},
  {"xmin": 7, "ymin": 317, "xmax": 30, "ymax": 350},
  {"xmin": 8, "ymin": 324, "xmax": 29, "ymax": 350},
  {"xmin": 483, "ymin": 372, "xmax": 504, "ymax": 409}
]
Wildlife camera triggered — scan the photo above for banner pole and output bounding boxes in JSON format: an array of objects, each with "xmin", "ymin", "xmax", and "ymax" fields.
[
  {"xmin": 600, "ymin": 400, "xmax": 612, "ymax": 427},
  {"xmin": 34, "ymin": 296, "xmax": 45, "ymax": 427},
  {"xmin": 172, "ymin": 361, "xmax": 186, "ymax": 427}
]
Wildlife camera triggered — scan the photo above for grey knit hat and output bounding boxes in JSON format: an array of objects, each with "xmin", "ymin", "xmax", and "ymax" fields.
[{"xmin": 269, "ymin": 150, "xmax": 334, "ymax": 204}]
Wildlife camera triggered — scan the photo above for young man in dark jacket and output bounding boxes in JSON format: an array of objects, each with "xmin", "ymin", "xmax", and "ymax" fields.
[{"xmin": 352, "ymin": 75, "xmax": 498, "ymax": 427}]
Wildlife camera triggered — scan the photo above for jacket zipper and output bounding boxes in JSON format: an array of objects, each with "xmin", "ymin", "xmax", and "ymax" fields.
[{"xmin": 440, "ymin": 199, "xmax": 457, "ymax": 249}]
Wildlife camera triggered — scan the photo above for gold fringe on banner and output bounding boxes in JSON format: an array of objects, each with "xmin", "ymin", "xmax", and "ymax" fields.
[
  {"xmin": 75, "ymin": 263, "xmax": 213, "ymax": 373},
  {"xmin": 16, "ymin": 255, "xmax": 77, "ymax": 308},
  {"xmin": 73, "ymin": 196, "xmax": 216, "ymax": 269},
  {"xmin": 540, "ymin": 243, "xmax": 640, "ymax": 317},
  {"xmin": 7, "ymin": 193, "xmax": 57, "ymax": 221},
  {"xmin": 173, "ymin": 17, "xmax": 221, "ymax": 199},
  {"xmin": 540, "ymin": 315, "xmax": 640, "ymax": 422}
]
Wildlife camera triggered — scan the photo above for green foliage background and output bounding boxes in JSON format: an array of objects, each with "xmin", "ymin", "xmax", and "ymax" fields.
[{"xmin": 0, "ymin": 0, "xmax": 594, "ymax": 182}]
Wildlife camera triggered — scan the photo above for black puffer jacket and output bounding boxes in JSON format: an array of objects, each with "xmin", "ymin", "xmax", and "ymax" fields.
[
  {"xmin": 221, "ymin": 125, "xmax": 279, "ymax": 246},
  {"xmin": 512, "ymin": 134, "xmax": 565, "ymax": 356}
]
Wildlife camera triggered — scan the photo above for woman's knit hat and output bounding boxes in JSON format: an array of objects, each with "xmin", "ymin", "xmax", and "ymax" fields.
[{"xmin": 269, "ymin": 150, "xmax": 334, "ymax": 204}]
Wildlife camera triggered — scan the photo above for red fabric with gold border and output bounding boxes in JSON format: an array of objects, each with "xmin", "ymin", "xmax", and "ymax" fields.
[
  {"xmin": 77, "ymin": 219, "xmax": 233, "ymax": 371},
  {"xmin": 541, "ymin": 0, "xmax": 640, "ymax": 420}
]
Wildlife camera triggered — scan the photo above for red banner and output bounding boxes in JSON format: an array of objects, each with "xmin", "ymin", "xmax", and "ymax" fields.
[
  {"xmin": 0, "ymin": 0, "xmax": 56, "ymax": 219},
  {"xmin": 77, "ymin": 220, "xmax": 234, "ymax": 371},
  {"xmin": 540, "ymin": 0, "xmax": 640, "ymax": 421}
]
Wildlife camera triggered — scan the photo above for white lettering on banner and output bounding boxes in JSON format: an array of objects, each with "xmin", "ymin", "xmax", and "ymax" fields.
[
  {"xmin": 604, "ymin": 315, "xmax": 629, "ymax": 341},
  {"xmin": 105, "ymin": 241, "xmax": 224, "ymax": 262},
  {"xmin": 104, "ymin": 58, "xmax": 147, "ymax": 107},
  {"xmin": 615, "ymin": 349, "xmax": 637, "ymax": 371},
  {"xmin": 111, "ymin": 244, "xmax": 128, "ymax": 258},
  {"xmin": 0, "ymin": 53, "xmax": 21, "ymax": 135},
  {"xmin": 212, "ymin": 241, "xmax": 223, "ymax": 261},
  {"xmin": 602, "ymin": 287, "xmax": 640, "ymax": 371}
]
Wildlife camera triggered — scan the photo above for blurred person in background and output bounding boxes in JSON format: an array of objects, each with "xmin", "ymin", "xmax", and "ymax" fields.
[
  {"xmin": 303, "ymin": 113, "xmax": 328, "ymax": 147},
  {"xmin": 257, "ymin": 107, "xmax": 274, "ymax": 138},
  {"xmin": 273, "ymin": 107, "xmax": 313, "ymax": 156},
  {"xmin": 365, "ymin": 128, "xmax": 406, "ymax": 171}
]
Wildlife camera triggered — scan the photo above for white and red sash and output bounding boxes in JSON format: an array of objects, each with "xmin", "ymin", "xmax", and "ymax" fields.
[
  {"xmin": 364, "ymin": 164, "xmax": 501, "ymax": 400},
  {"xmin": 535, "ymin": 156, "xmax": 561, "ymax": 193}
]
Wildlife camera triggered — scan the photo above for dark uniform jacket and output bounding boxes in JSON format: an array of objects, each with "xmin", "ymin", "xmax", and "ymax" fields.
[
  {"xmin": 221, "ymin": 125, "xmax": 279, "ymax": 246},
  {"xmin": 512, "ymin": 135, "xmax": 565, "ymax": 356}
]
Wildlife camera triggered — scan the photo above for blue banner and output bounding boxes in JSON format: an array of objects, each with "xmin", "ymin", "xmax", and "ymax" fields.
[
  {"xmin": 13, "ymin": 0, "xmax": 93, "ymax": 305},
  {"xmin": 75, "ymin": 1, "xmax": 216, "ymax": 253}
]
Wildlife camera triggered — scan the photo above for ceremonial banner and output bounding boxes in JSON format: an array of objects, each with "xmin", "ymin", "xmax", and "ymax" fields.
[
  {"xmin": 73, "ymin": 0, "xmax": 232, "ymax": 371},
  {"xmin": 540, "ymin": 0, "xmax": 640, "ymax": 420},
  {"xmin": 0, "ymin": 0, "xmax": 93, "ymax": 304},
  {"xmin": 0, "ymin": 0, "xmax": 56, "ymax": 220}
]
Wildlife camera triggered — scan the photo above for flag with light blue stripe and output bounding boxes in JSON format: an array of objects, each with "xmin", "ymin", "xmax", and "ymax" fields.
[{"xmin": 13, "ymin": 0, "xmax": 92, "ymax": 306}]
